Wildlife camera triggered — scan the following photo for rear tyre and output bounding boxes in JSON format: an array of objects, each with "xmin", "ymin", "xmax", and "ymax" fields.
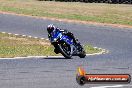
[
  {"xmin": 77, "ymin": 43, "xmax": 86, "ymax": 58},
  {"xmin": 79, "ymin": 50, "xmax": 86, "ymax": 58},
  {"xmin": 77, "ymin": 44, "xmax": 86, "ymax": 58}
]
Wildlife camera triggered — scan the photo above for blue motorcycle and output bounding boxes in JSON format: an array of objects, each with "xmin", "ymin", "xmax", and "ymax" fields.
[{"xmin": 49, "ymin": 29, "xmax": 86, "ymax": 59}]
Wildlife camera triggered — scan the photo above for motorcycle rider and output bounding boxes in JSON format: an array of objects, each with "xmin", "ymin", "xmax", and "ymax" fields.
[{"xmin": 47, "ymin": 24, "xmax": 81, "ymax": 54}]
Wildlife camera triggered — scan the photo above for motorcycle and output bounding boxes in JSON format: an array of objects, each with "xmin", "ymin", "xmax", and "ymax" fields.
[{"xmin": 49, "ymin": 29, "xmax": 86, "ymax": 59}]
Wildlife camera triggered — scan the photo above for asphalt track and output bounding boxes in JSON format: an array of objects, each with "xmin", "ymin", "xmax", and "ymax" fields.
[{"xmin": 0, "ymin": 13, "xmax": 132, "ymax": 88}]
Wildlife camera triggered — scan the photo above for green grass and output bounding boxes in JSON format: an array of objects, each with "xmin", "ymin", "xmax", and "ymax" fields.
[
  {"xmin": 0, "ymin": 32, "xmax": 100, "ymax": 58},
  {"xmin": 84, "ymin": 45, "xmax": 101, "ymax": 54},
  {"xmin": 0, "ymin": 0, "xmax": 132, "ymax": 26},
  {"xmin": 0, "ymin": 32, "xmax": 55, "ymax": 58}
]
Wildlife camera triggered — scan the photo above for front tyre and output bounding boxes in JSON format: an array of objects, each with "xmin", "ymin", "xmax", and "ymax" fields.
[{"xmin": 58, "ymin": 43, "xmax": 72, "ymax": 59}]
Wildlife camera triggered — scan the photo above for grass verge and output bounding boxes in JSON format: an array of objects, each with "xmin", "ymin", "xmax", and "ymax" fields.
[
  {"xmin": 0, "ymin": 32, "xmax": 101, "ymax": 58},
  {"xmin": 0, "ymin": 0, "xmax": 132, "ymax": 26}
]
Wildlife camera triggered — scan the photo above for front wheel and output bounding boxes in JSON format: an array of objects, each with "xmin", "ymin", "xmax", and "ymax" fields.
[{"xmin": 58, "ymin": 43, "xmax": 72, "ymax": 59}]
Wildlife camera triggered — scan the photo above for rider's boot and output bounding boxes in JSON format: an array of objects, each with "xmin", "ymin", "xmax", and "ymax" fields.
[{"xmin": 54, "ymin": 48, "xmax": 59, "ymax": 54}]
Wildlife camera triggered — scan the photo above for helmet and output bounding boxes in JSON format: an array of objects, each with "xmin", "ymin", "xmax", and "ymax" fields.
[{"xmin": 47, "ymin": 24, "xmax": 55, "ymax": 34}]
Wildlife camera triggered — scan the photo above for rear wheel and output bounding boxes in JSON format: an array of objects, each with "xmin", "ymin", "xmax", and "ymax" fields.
[
  {"xmin": 58, "ymin": 43, "xmax": 72, "ymax": 59},
  {"xmin": 79, "ymin": 50, "xmax": 86, "ymax": 58},
  {"xmin": 77, "ymin": 44, "xmax": 86, "ymax": 58}
]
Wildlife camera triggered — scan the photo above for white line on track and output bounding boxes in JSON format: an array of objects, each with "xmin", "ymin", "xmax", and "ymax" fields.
[
  {"xmin": 34, "ymin": 37, "xmax": 38, "ymax": 39},
  {"xmin": 94, "ymin": 47, "xmax": 98, "ymax": 49},
  {"xmin": 40, "ymin": 38, "xmax": 45, "ymax": 40},
  {"xmin": 0, "ymin": 49, "xmax": 104, "ymax": 59},
  {"xmin": 0, "ymin": 50, "xmax": 107, "ymax": 59},
  {"xmin": 2, "ymin": 32, "xmax": 6, "ymax": 34},
  {"xmin": 15, "ymin": 34, "xmax": 19, "ymax": 36},
  {"xmin": 0, "ymin": 56, "xmax": 64, "ymax": 59},
  {"xmin": 28, "ymin": 56, "xmax": 64, "ymax": 58},
  {"xmin": 28, "ymin": 36, "xmax": 32, "ymax": 38},
  {"xmin": 22, "ymin": 35, "xmax": 26, "ymax": 37},
  {"xmin": 90, "ymin": 85, "xmax": 132, "ymax": 88},
  {"xmin": 8, "ymin": 33, "xmax": 12, "ymax": 35}
]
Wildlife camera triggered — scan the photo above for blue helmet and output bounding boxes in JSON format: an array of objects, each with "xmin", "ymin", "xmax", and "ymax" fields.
[{"xmin": 47, "ymin": 24, "xmax": 55, "ymax": 33}]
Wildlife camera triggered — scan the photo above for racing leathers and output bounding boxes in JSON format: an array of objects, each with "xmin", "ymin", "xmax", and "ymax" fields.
[{"xmin": 48, "ymin": 27, "xmax": 78, "ymax": 45}]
